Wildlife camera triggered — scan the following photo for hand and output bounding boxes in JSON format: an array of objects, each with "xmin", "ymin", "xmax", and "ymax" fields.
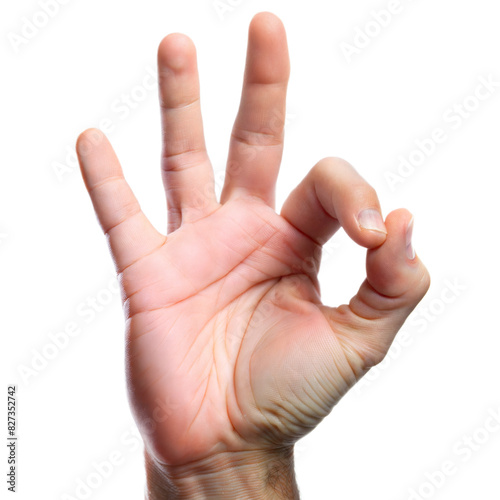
[{"xmin": 77, "ymin": 12, "xmax": 430, "ymax": 499}]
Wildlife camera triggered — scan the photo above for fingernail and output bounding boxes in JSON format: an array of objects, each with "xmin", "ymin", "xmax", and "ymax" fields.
[
  {"xmin": 406, "ymin": 217, "xmax": 415, "ymax": 260},
  {"xmin": 358, "ymin": 209, "xmax": 387, "ymax": 234}
]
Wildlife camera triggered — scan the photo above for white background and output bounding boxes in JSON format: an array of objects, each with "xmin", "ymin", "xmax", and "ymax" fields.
[{"xmin": 2, "ymin": 0, "xmax": 500, "ymax": 499}]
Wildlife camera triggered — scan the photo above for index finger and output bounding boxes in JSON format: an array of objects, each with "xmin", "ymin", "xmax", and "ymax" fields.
[{"xmin": 280, "ymin": 157, "xmax": 387, "ymax": 248}]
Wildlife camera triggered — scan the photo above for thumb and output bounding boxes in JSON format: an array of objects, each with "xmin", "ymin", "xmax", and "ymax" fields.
[{"xmin": 325, "ymin": 209, "xmax": 431, "ymax": 369}]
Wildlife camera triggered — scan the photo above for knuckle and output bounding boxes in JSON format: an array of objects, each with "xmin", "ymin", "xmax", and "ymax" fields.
[
  {"xmin": 351, "ymin": 182, "xmax": 377, "ymax": 202},
  {"xmin": 417, "ymin": 267, "xmax": 432, "ymax": 298},
  {"xmin": 363, "ymin": 183, "xmax": 378, "ymax": 199},
  {"xmin": 316, "ymin": 156, "xmax": 351, "ymax": 172},
  {"xmin": 364, "ymin": 347, "xmax": 388, "ymax": 370}
]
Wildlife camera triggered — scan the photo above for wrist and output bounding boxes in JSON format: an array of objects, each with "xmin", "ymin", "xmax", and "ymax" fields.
[{"xmin": 144, "ymin": 448, "xmax": 299, "ymax": 500}]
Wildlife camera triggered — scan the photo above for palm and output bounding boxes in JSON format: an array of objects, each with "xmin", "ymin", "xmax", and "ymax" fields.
[
  {"xmin": 77, "ymin": 13, "xmax": 429, "ymax": 472},
  {"xmin": 125, "ymin": 197, "xmax": 359, "ymax": 464}
]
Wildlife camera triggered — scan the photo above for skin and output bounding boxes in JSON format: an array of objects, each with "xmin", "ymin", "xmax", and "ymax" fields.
[{"xmin": 76, "ymin": 12, "xmax": 430, "ymax": 499}]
